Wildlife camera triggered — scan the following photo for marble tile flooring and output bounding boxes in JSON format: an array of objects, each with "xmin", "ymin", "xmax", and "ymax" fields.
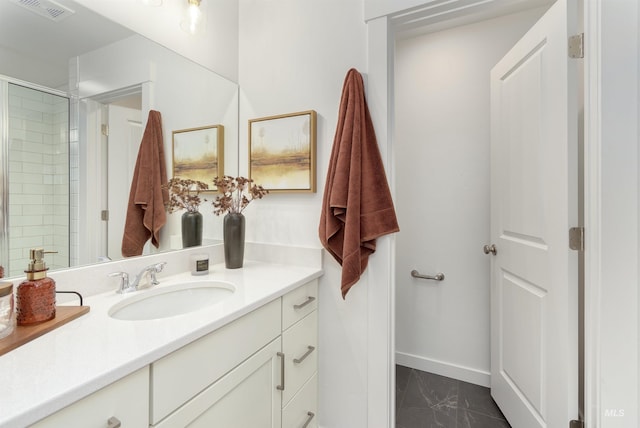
[{"xmin": 396, "ymin": 365, "xmax": 512, "ymax": 428}]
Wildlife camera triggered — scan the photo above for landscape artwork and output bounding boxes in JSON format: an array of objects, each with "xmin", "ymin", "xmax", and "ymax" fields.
[
  {"xmin": 172, "ymin": 125, "xmax": 224, "ymax": 190},
  {"xmin": 249, "ymin": 110, "xmax": 316, "ymax": 192}
]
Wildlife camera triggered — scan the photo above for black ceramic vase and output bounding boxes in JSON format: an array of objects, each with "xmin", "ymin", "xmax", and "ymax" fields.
[
  {"xmin": 182, "ymin": 211, "xmax": 203, "ymax": 248},
  {"xmin": 223, "ymin": 212, "xmax": 245, "ymax": 269}
]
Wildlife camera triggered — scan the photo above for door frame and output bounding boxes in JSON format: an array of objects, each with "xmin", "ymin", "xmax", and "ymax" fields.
[
  {"xmin": 366, "ymin": 1, "xmax": 639, "ymax": 427},
  {"xmin": 582, "ymin": 1, "xmax": 639, "ymax": 426}
]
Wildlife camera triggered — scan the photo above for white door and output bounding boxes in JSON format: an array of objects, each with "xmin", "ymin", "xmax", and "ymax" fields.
[
  {"xmin": 489, "ymin": 0, "xmax": 578, "ymax": 427},
  {"xmin": 107, "ymin": 104, "xmax": 142, "ymax": 260}
]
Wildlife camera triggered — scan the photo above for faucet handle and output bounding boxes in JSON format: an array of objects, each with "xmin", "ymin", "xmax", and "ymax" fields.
[
  {"xmin": 144, "ymin": 262, "xmax": 166, "ymax": 287},
  {"xmin": 109, "ymin": 271, "xmax": 130, "ymax": 294},
  {"xmin": 152, "ymin": 261, "xmax": 167, "ymax": 272}
]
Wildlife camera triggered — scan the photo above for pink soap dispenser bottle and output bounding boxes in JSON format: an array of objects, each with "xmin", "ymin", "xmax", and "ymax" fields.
[{"xmin": 16, "ymin": 248, "xmax": 56, "ymax": 325}]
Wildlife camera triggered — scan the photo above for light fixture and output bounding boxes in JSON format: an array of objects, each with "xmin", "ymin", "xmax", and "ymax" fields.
[{"xmin": 180, "ymin": 0, "xmax": 206, "ymax": 36}]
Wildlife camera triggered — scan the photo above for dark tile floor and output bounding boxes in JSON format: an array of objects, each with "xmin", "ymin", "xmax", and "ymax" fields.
[{"xmin": 396, "ymin": 365, "xmax": 511, "ymax": 428}]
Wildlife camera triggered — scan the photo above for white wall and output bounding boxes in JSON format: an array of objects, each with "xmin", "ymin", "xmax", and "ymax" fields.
[
  {"xmin": 237, "ymin": 1, "xmax": 373, "ymax": 426},
  {"xmin": 394, "ymin": 8, "xmax": 545, "ymax": 386},
  {"xmin": 78, "ymin": 0, "xmax": 239, "ymax": 82}
]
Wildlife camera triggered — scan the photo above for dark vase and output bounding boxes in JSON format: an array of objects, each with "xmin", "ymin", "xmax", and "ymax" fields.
[
  {"xmin": 223, "ymin": 212, "xmax": 245, "ymax": 269},
  {"xmin": 182, "ymin": 211, "xmax": 203, "ymax": 248}
]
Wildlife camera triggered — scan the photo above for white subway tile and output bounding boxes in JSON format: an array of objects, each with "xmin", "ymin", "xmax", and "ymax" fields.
[
  {"xmin": 11, "ymin": 215, "xmax": 44, "ymax": 227},
  {"xmin": 21, "ymin": 225, "xmax": 49, "ymax": 236},
  {"xmin": 7, "ymin": 194, "xmax": 43, "ymax": 206}
]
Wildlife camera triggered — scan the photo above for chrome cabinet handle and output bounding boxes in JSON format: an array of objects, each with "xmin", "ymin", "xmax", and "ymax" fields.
[
  {"xmin": 483, "ymin": 244, "xmax": 497, "ymax": 255},
  {"xmin": 293, "ymin": 296, "xmax": 316, "ymax": 310},
  {"xmin": 107, "ymin": 417, "xmax": 121, "ymax": 428},
  {"xmin": 293, "ymin": 346, "xmax": 316, "ymax": 364},
  {"xmin": 277, "ymin": 352, "xmax": 285, "ymax": 391},
  {"xmin": 410, "ymin": 270, "xmax": 445, "ymax": 281},
  {"xmin": 301, "ymin": 411, "xmax": 315, "ymax": 428}
]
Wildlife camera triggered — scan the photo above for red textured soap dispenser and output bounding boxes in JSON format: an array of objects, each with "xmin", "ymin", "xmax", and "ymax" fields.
[{"xmin": 16, "ymin": 248, "xmax": 56, "ymax": 325}]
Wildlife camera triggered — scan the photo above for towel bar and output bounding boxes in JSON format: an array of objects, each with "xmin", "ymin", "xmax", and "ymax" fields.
[{"xmin": 411, "ymin": 270, "xmax": 445, "ymax": 281}]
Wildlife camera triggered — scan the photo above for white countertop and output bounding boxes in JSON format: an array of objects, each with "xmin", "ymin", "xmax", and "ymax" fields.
[{"xmin": 0, "ymin": 260, "xmax": 323, "ymax": 428}]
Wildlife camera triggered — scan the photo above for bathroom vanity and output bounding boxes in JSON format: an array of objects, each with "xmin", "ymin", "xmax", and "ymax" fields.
[{"xmin": 0, "ymin": 252, "xmax": 322, "ymax": 428}]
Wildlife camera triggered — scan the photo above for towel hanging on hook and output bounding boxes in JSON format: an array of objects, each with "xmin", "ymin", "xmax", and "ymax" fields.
[
  {"xmin": 121, "ymin": 110, "xmax": 169, "ymax": 257},
  {"xmin": 319, "ymin": 68, "xmax": 400, "ymax": 299}
]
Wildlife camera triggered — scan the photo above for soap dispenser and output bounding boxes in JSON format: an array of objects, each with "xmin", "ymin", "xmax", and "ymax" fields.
[{"xmin": 16, "ymin": 248, "xmax": 56, "ymax": 325}]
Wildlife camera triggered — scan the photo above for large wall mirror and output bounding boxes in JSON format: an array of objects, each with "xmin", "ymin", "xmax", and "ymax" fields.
[{"xmin": 0, "ymin": 0, "xmax": 239, "ymax": 277}]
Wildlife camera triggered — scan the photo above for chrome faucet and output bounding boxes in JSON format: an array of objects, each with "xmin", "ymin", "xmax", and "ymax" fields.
[{"xmin": 109, "ymin": 262, "xmax": 167, "ymax": 294}]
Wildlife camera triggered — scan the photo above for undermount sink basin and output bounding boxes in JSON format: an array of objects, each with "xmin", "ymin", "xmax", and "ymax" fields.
[{"xmin": 108, "ymin": 280, "xmax": 235, "ymax": 321}]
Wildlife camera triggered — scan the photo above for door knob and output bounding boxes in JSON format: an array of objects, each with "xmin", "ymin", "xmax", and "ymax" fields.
[
  {"xmin": 483, "ymin": 244, "xmax": 497, "ymax": 255},
  {"xmin": 107, "ymin": 417, "xmax": 121, "ymax": 428}
]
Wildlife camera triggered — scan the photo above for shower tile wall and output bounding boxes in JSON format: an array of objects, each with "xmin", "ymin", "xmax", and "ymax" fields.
[{"xmin": 7, "ymin": 84, "xmax": 69, "ymax": 276}]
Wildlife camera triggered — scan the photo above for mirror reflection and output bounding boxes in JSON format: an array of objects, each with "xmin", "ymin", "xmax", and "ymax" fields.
[{"xmin": 0, "ymin": 0, "xmax": 238, "ymax": 277}]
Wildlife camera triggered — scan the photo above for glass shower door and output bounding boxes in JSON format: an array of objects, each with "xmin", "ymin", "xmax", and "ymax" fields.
[{"xmin": 1, "ymin": 81, "xmax": 70, "ymax": 277}]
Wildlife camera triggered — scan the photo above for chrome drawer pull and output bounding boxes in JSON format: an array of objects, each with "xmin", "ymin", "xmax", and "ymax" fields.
[
  {"xmin": 107, "ymin": 417, "xmax": 122, "ymax": 428},
  {"xmin": 293, "ymin": 296, "xmax": 316, "ymax": 310},
  {"xmin": 293, "ymin": 346, "xmax": 316, "ymax": 364},
  {"xmin": 301, "ymin": 411, "xmax": 315, "ymax": 428},
  {"xmin": 277, "ymin": 352, "xmax": 285, "ymax": 391}
]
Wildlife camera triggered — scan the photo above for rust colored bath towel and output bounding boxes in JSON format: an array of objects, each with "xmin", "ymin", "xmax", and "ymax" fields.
[
  {"xmin": 319, "ymin": 68, "xmax": 400, "ymax": 298},
  {"xmin": 122, "ymin": 110, "xmax": 169, "ymax": 257}
]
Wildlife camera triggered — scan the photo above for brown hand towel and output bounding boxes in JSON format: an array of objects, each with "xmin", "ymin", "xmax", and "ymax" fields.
[
  {"xmin": 121, "ymin": 110, "xmax": 169, "ymax": 257},
  {"xmin": 319, "ymin": 68, "xmax": 400, "ymax": 298}
]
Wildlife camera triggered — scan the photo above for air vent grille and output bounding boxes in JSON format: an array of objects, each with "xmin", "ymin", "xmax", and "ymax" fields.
[{"xmin": 9, "ymin": 0, "xmax": 75, "ymax": 22}]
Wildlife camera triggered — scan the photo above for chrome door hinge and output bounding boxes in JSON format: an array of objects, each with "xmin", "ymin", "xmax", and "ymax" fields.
[
  {"xmin": 101, "ymin": 124, "xmax": 109, "ymax": 136},
  {"xmin": 569, "ymin": 227, "xmax": 585, "ymax": 251},
  {"xmin": 568, "ymin": 33, "xmax": 584, "ymax": 58},
  {"xmin": 101, "ymin": 210, "xmax": 109, "ymax": 221},
  {"xmin": 570, "ymin": 419, "xmax": 584, "ymax": 428}
]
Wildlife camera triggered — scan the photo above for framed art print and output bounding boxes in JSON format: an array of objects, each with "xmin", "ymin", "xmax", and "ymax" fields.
[
  {"xmin": 172, "ymin": 124, "xmax": 224, "ymax": 190},
  {"xmin": 249, "ymin": 110, "xmax": 317, "ymax": 193}
]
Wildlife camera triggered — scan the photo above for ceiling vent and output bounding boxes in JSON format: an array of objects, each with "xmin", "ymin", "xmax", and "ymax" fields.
[{"xmin": 9, "ymin": 0, "xmax": 75, "ymax": 22}]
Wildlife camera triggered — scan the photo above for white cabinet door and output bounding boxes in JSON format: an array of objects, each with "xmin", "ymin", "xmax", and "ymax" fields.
[
  {"xmin": 30, "ymin": 366, "xmax": 149, "ymax": 428},
  {"xmin": 153, "ymin": 338, "xmax": 283, "ymax": 428},
  {"xmin": 151, "ymin": 299, "xmax": 281, "ymax": 423}
]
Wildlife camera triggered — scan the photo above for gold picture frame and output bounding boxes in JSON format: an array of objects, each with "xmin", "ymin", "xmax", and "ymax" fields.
[
  {"xmin": 172, "ymin": 125, "xmax": 224, "ymax": 191},
  {"xmin": 249, "ymin": 110, "xmax": 317, "ymax": 193}
]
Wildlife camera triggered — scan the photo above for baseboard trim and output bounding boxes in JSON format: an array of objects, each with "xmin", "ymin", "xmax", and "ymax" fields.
[{"xmin": 396, "ymin": 351, "xmax": 490, "ymax": 387}]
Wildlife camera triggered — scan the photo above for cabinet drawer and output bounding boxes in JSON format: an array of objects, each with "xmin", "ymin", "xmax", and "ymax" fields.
[
  {"xmin": 151, "ymin": 299, "xmax": 281, "ymax": 424},
  {"xmin": 282, "ymin": 374, "xmax": 318, "ymax": 428},
  {"xmin": 282, "ymin": 310, "xmax": 318, "ymax": 405},
  {"xmin": 153, "ymin": 338, "xmax": 282, "ymax": 428},
  {"xmin": 282, "ymin": 279, "xmax": 318, "ymax": 330},
  {"xmin": 31, "ymin": 366, "xmax": 149, "ymax": 428}
]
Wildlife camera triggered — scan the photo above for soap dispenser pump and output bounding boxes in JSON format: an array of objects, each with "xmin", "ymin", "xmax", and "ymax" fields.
[{"xmin": 16, "ymin": 248, "xmax": 56, "ymax": 325}]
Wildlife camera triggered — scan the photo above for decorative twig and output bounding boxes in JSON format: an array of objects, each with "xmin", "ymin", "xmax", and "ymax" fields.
[
  {"xmin": 163, "ymin": 177, "xmax": 209, "ymax": 213},
  {"xmin": 212, "ymin": 176, "xmax": 268, "ymax": 216}
]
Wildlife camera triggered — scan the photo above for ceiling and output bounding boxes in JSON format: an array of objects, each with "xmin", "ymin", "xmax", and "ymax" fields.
[{"xmin": 0, "ymin": 0, "xmax": 133, "ymax": 88}]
